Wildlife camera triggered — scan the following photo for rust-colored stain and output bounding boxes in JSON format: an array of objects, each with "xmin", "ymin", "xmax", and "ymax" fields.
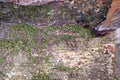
[{"xmin": 102, "ymin": 0, "xmax": 120, "ymax": 26}]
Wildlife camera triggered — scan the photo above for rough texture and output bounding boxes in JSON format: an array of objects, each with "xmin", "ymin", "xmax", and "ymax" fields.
[
  {"xmin": 0, "ymin": 0, "xmax": 118, "ymax": 80},
  {"xmin": 0, "ymin": 0, "xmax": 112, "ymax": 27},
  {"xmin": 0, "ymin": 0, "xmax": 64, "ymax": 5},
  {"xmin": 95, "ymin": 0, "xmax": 120, "ymax": 35},
  {"xmin": 94, "ymin": 0, "xmax": 120, "ymax": 79},
  {"xmin": 0, "ymin": 25, "xmax": 115, "ymax": 80}
]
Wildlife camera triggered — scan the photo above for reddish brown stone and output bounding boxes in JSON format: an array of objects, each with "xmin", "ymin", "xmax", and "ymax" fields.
[
  {"xmin": 94, "ymin": 0, "xmax": 120, "ymax": 36},
  {"xmin": 102, "ymin": 0, "xmax": 120, "ymax": 26}
]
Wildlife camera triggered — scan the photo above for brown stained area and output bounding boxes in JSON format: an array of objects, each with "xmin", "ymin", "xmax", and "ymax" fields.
[
  {"xmin": 101, "ymin": 0, "xmax": 120, "ymax": 78},
  {"xmin": 104, "ymin": 44, "xmax": 116, "ymax": 53},
  {"xmin": 102, "ymin": 0, "xmax": 120, "ymax": 26}
]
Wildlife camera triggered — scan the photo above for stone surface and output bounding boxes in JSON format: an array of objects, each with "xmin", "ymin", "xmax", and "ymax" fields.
[
  {"xmin": 0, "ymin": 0, "xmax": 118, "ymax": 80},
  {"xmin": 0, "ymin": 0, "xmax": 64, "ymax": 6},
  {"xmin": 94, "ymin": 0, "xmax": 120, "ymax": 79},
  {"xmin": 0, "ymin": 0, "xmax": 112, "ymax": 28},
  {"xmin": 47, "ymin": 37, "xmax": 114, "ymax": 80},
  {"xmin": 0, "ymin": 24, "xmax": 10, "ymax": 40},
  {"xmin": 94, "ymin": 0, "xmax": 120, "ymax": 35}
]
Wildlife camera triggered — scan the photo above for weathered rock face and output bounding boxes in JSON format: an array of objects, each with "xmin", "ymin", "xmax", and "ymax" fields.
[
  {"xmin": 0, "ymin": 0, "xmax": 118, "ymax": 80},
  {"xmin": 0, "ymin": 0, "xmax": 112, "ymax": 27},
  {"xmin": 0, "ymin": 0, "xmax": 63, "ymax": 5},
  {"xmin": 94, "ymin": 0, "xmax": 120, "ymax": 79},
  {"xmin": 75, "ymin": 0, "xmax": 112, "ymax": 27},
  {"xmin": 94, "ymin": 0, "xmax": 120, "ymax": 36}
]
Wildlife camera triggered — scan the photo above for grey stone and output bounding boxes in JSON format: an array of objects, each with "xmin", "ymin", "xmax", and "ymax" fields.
[{"xmin": 0, "ymin": 0, "xmax": 63, "ymax": 6}]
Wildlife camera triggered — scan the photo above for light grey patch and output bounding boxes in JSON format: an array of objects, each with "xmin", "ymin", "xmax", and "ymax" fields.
[
  {"xmin": 95, "ymin": 25, "xmax": 110, "ymax": 31},
  {"xmin": 114, "ymin": 28, "xmax": 120, "ymax": 44},
  {"xmin": 115, "ymin": 44, "xmax": 120, "ymax": 78},
  {"xmin": 0, "ymin": 27, "xmax": 4, "ymax": 39}
]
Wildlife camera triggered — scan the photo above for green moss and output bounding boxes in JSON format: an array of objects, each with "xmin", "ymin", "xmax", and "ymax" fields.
[
  {"xmin": 41, "ymin": 39, "xmax": 50, "ymax": 48},
  {"xmin": 55, "ymin": 64, "xmax": 69, "ymax": 71},
  {"xmin": 43, "ymin": 26, "xmax": 60, "ymax": 33},
  {"xmin": 40, "ymin": 26, "xmax": 60, "ymax": 48},
  {"xmin": 0, "ymin": 39, "xmax": 34, "ymax": 55},
  {"xmin": 12, "ymin": 4, "xmax": 50, "ymax": 19},
  {"xmin": 0, "ymin": 40, "xmax": 21, "ymax": 54},
  {"xmin": 40, "ymin": 25, "xmax": 95, "ymax": 49},
  {"xmin": 85, "ymin": 28, "xmax": 95, "ymax": 38},
  {"xmin": 0, "ymin": 70, "xmax": 5, "ymax": 77},
  {"xmin": 4, "ymin": 3, "xmax": 13, "ymax": 8},
  {"xmin": 65, "ymin": 25, "xmax": 95, "ymax": 38},
  {"xmin": 10, "ymin": 24, "xmax": 38, "ymax": 39},
  {"xmin": 33, "ymin": 73, "xmax": 50, "ymax": 80},
  {"xmin": 55, "ymin": 35, "xmax": 74, "ymax": 42},
  {"xmin": 0, "ymin": 57, "xmax": 3, "ymax": 63},
  {"xmin": 0, "ymin": 12, "xmax": 4, "ymax": 18},
  {"xmin": 55, "ymin": 64, "xmax": 76, "ymax": 72},
  {"xmin": 8, "ymin": 62, "xmax": 15, "ymax": 70},
  {"xmin": 9, "ymin": 24, "xmax": 38, "ymax": 50},
  {"xmin": 1, "ymin": 3, "xmax": 51, "ymax": 22},
  {"xmin": 67, "ymin": 25, "xmax": 84, "ymax": 32}
]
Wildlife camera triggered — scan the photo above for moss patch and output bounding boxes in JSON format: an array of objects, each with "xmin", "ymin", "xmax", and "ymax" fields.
[{"xmin": 33, "ymin": 73, "xmax": 50, "ymax": 80}]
